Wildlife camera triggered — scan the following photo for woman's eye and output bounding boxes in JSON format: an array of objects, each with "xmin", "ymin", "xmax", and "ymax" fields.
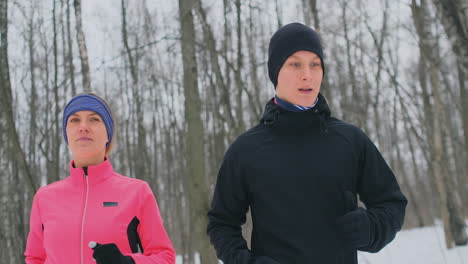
[
  {"xmin": 291, "ymin": 62, "xmax": 301, "ymax": 67},
  {"xmin": 91, "ymin": 118, "xmax": 101, "ymax": 122},
  {"xmin": 69, "ymin": 118, "xmax": 79, "ymax": 123}
]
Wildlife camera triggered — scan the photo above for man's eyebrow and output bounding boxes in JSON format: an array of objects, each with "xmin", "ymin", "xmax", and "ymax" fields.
[{"xmin": 287, "ymin": 54, "xmax": 320, "ymax": 60}]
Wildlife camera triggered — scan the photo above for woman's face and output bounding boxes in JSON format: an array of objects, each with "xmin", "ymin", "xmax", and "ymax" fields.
[{"xmin": 66, "ymin": 110, "xmax": 108, "ymax": 162}]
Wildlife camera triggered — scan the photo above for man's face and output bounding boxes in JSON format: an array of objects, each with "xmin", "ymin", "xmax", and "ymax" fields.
[{"xmin": 276, "ymin": 50, "xmax": 323, "ymax": 107}]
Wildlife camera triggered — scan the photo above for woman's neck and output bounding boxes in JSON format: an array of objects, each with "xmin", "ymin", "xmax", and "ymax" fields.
[{"xmin": 73, "ymin": 155, "xmax": 106, "ymax": 168}]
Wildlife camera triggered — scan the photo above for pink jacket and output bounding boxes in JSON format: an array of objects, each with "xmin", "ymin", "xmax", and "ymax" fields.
[{"xmin": 25, "ymin": 159, "xmax": 175, "ymax": 264}]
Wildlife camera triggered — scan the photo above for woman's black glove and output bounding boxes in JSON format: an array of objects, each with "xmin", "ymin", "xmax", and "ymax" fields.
[
  {"xmin": 89, "ymin": 242, "xmax": 135, "ymax": 264},
  {"xmin": 335, "ymin": 191, "xmax": 371, "ymax": 249}
]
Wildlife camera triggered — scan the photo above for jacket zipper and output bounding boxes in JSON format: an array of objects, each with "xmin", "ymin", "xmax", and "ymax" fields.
[{"xmin": 81, "ymin": 169, "xmax": 90, "ymax": 264}]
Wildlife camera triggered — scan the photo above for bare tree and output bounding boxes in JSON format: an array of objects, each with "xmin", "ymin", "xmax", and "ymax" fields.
[
  {"xmin": 51, "ymin": 0, "xmax": 61, "ymax": 183},
  {"xmin": 299, "ymin": 0, "xmax": 333, "ymax": 102},
  {"xmin": 120, "ymin": 0, "xmax": 150, "ymax": 181},
  {"xmin": 0, "ymin": 0, "xmax": 37, "ymax": 262},
  {"xmin": 0, "ymin": 0, "xmax": 37, "ymax": 195},
  {"xmin": 431, "ymin": 0, "xmax": 468, "ymax": 159},
  {"xmin": 73, "ymin": 0, "xmax": 91, "ymax": 92},
  {"xmin": 66, "ymin": 0, "xmax": 77, "ymax": 95},
  {"xmin": 411, "ymin": 0, "xmax": 467, "ymax": 247},
  {"xmin": 178, "ymin": 0, "xmax": 218, "ymax": 262}
]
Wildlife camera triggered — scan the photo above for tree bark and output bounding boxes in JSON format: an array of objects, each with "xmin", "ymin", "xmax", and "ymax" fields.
[
  {"xmin": 27, "ymin": 0, "xmax": 38, "ymax": 169},
  {"xmin": 411, "ymin": 0, "xmax": 467, "ymax": 247},
  {"xmin": 306, "ymin": 0, "xmax": 333, "ymax": 103},
  {"xmin": 121, "ymin": 0, "xmax": 150, "ymax": 182},
  {"xmin": 66, "ymin": 0, "xmax": 77, "ymax": 95},
  {"xmin": 431, "ymin": 0, "xmax": 468, "ymax": 159},
  {"xmin": 0, "ymin": 0, "xmax": 37, "ymax": 262},
  {"xmin": 51, "ymin": 0, "xmax": 60, "ymax": 183},
  {"xmin": 195, "ymin": 1, "xmax": 238, "ymax": 140},
  {"xmin": 178, "ymin": 0, "xmax": 218, "ymax": 262},
  {"xmin": 340, "ymin": 0, "xmax": 363, "ymax": 127},
  {"xmin": 0, "ymin": 0, "xmax": 37, "ymax": 195},
  {"xmin": 73, "ymin": 0, "xmax": 91, "ymax": 92}
]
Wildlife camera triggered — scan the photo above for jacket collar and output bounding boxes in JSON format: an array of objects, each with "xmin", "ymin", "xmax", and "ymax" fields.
[
  {"xmin": 260, "ymin": 93, "xmax": 331, "ymax": 132},
  {"xmin": 69, "ymin": 158, "xmax": 114, "ymax": 186}
]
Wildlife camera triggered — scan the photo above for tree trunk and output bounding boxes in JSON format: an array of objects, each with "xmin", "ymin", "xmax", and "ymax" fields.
[
  {"xmin": 178, "ymin": 0, "xmax": 218, "ymax": 263},
  {"xmin": 411, "ymin": 0, "xmax": 467, "ymax": 247},
  {"xmin": 66, "ymin": 0, "xmax": 77, "ymax": 95},
  {"xmin": 195, "ymin": 1, "xmax": 237, "ymax": 140},
  {"xmin": 0, "ymin": 0, "xmax": 37, "ymax": 262},
  {"xmin": 27, "ymin": 1, "xmax": 38, "ymax": 170},
  {"xmin": 0, "ymin": 0, "xmax": 37, "ymax": 195},
  {"xmin": 234, "ymin": 0, "xmax": 245, "ymax": 134},
  {"xmin": 431, "ymin": 0, "xmax": 468, "ymax": 160},
  {"xmin": 395, "ymin": 78, "xmax": 426, "ymax": 228},
  {"xmin": 121, "ymin": 0, "xmax": 149, "ymax": 182},
  {"xmin": 340, "ymin": 0, "xmax": 363, "ymax": 127},
  {"xmin": 51, "ymin": 0, "xmax": 60, "ymax": 183},
  {"xmin": 73, "ymin": 0, "xmax": 91, "ymax": 92}
]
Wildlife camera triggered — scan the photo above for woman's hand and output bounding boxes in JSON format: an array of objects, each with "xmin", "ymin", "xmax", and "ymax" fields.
[{"xmin": 89, "ymin": 242, "xmax": 135, "ymax": 264}]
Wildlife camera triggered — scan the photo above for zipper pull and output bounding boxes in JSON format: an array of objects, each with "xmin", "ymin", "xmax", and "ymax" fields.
[{"xmin": 83, "ymin": 167, "xmax": 88, "ymax": 177}]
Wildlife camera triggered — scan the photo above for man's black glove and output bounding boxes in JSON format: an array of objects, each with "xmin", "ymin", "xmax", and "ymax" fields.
[
  {"xmin": 335, "ymin": 190, "xmax": 371, "ymax": 249},
  {"xmin": 90, "ymin": 242, "xmax": 135, "ymax": 264}
]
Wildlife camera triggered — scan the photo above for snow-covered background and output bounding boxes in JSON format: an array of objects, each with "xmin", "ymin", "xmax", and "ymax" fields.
[
  {"xmin": 176, "ymin": 221, "xmax": 468, "ymax": 264},
  {"xmin": 358, "ymin": 221, "xmax": 468, "ymax": 264}
]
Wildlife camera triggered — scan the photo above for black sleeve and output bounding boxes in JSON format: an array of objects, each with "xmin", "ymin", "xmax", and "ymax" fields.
[
  {"xmin": 207, "ymin": 144, "xmax": 253, "ymax": 264},
  {"xmin": 356, "ymin": 131, "xmax": 408, "ymax": 253}
]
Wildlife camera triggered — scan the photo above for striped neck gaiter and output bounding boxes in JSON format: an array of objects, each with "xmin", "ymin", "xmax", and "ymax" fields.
[{"xmin": 274, "ymin": 95, "xmax": 318, "ymax": 112}]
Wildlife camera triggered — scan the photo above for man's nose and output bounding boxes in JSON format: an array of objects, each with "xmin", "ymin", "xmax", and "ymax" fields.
[{"xmin": 301, "ymin": 68, "xmax": 313, "ymax": 80}]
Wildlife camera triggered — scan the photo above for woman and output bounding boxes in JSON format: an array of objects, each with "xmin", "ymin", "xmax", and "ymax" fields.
[{"xmin": 25, "ymin": 93, "xmax": 175, "ymax": 264}]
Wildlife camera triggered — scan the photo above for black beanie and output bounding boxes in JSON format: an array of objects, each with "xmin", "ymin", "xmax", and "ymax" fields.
[{"xmin": 268, "ymin": 22, "xmax": 325, "ymax": 88}]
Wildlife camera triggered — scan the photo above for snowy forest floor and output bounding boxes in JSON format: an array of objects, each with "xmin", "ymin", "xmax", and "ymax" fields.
[
  {"xmin": 178, "ymin": 220, "xmax": 468, "ymax": 264},
  {"xmin": 358, "ymin": 220, "xmax": 468, "ymax": 264}
]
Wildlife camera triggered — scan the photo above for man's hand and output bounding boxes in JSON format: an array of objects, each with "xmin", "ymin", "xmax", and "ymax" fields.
[{"xmin": 335, "ymin": 191, "xmax": 371, "ymax": 249}]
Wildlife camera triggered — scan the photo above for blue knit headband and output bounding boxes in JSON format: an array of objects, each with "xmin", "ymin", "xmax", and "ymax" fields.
[{"xmin": 62, "ymin": 94, "xmax": 114, "ymax": 146}]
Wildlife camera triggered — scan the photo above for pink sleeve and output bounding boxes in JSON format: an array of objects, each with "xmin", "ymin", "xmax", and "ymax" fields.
[
  {"xmin": 129, "ymin": 183, "xmax": 176, "ymax": 264},
  {"xmin": 24, "ymin": 192, "xmax": 46, "ymax": 264}
]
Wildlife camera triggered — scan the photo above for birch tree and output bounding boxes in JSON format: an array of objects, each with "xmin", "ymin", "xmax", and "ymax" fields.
[{"xmin": 74, "ymin": 0, "xmax": 91, "ymax": 92}]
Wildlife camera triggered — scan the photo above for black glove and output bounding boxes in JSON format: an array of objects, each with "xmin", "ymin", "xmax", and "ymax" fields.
[
  {"xmin": 91, "ymin": 242, "xmax": 135, "ymax": 264},
  {"xmin": 254, "ymin": 256, "xmax": 281, "ymax": 264},
  {"xmin": 335, "ymin": 191, "xmax": 371, "ymax": 249}
]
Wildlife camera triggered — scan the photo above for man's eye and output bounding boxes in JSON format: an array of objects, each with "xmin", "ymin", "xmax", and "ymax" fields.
[
  {"xmin": 70, "ymin": 118, "xmax": 79, "ymax": 123},
  {"xmin": 291, "ymin": 62, "xmax": 301, "ymax": 67},
  {"xmin": 91, "ymin": 118, "xmax": 101, "ymax": 122}
]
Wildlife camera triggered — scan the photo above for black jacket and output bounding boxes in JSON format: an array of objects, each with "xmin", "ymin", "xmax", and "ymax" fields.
[{"xmin": 207, "ymin": 94, "xmax": 407, "ymax": 264}]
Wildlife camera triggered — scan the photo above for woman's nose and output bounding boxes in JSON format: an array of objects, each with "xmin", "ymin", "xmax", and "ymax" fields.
[{"xmin": 78, "ymin": 121, "xmax": 89, "ymax": 132}]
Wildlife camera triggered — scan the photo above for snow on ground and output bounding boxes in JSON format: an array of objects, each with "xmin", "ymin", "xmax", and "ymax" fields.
[
  {"xmin": 177, "ymin": 221, "xmax": 468, "ymax": 263},
  {"xmin": 358, "ymin": 221, "xmax": 468, "ymax": 264}
]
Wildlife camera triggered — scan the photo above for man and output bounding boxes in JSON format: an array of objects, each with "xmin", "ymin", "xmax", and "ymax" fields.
[{"xmin": 207, "ymin": 22, "xmax": 407, "ymax": 264}]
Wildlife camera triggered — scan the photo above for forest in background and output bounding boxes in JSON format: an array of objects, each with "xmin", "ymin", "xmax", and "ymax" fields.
[{"xmin": 0, "ymin": 0, "xmax": 467, "ymax": 263}]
